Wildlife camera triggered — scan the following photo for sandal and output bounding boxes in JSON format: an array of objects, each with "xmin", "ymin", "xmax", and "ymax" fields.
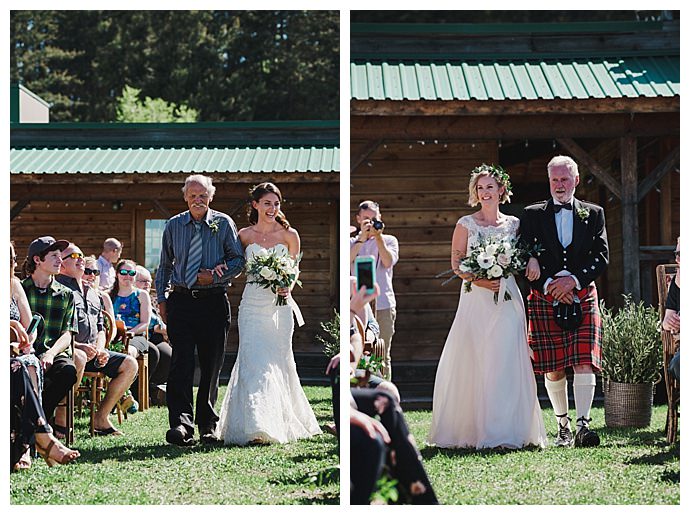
[
  {"xmin": 51, "ymin": 424, "xmax": 68, "ymax": 440},
  {"xmin": 35, "ymin": 436, "xmax": 80, "ymax": 467},
  {"xmin": 94, "ymin": 427, "xmax": 124, "ymax": 437},
  {"xmin": 13, "ymin": 449, "xmax": 32, "ymax": 471}
]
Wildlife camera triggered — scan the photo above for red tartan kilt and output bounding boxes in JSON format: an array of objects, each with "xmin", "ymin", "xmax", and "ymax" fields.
[{"xmin": 527, "ymin": 285, "xmax": 602, "ymax": 373}]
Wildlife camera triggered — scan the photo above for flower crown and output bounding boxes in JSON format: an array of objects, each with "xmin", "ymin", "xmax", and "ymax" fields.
[{"xmin": 470, "ymin": 164, "xmax": 512, "ymax": 193}]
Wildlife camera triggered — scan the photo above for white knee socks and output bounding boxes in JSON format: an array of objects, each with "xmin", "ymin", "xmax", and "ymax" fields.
[
  {"xmin": 573, "ymin": 373, "xmax": 596, "ymax": 429},
  {"xmin": 545, "ymin": 376, "xmax": 569, "ymax": 429}
]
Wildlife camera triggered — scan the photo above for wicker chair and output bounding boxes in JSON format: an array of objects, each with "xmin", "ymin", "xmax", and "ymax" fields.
[{"xmin": 656, "ymin": 263, "xmax": 680, "ymax": 443}]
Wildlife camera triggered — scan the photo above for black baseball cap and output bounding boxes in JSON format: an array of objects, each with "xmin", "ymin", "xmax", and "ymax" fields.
[{"xmin": 28, "ymin": 236, "xmax": 70, "ymax": 261}]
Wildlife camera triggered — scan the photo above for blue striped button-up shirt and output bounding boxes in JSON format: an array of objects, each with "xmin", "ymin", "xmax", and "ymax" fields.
[{"xmin": 155, "ymin": 208, "xmax": 245, "ymax": 303}]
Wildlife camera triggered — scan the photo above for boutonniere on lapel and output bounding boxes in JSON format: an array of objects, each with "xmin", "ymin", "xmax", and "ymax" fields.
[
  {"xmin": 576, "ymin": 207, "xmax": 590, "ymax": 223},
  {"xmin": 208, "ymin": 219, "xmax": 221, "ymax": 235}
]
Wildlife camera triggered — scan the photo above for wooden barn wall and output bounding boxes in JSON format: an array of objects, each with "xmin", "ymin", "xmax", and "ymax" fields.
[
  {"xmin": 350, "ymin": 140, "xmax": 498, "ymax": 362},
  {"xmin": 10, "ymin": 178, "xmax": 339, "ymax": 355}
]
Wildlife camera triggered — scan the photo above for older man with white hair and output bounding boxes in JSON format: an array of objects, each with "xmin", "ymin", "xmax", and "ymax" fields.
[
  {"xmin": 520, "ymin": 155, "xmax": 609, "ymax": 448},
  {"xmin": 155, "ymin": 174, "xmax": 245, "ymax": 446}
]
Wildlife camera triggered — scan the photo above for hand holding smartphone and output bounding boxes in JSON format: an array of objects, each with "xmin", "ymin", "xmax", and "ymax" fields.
[
  {"xmin": 27, "ymin": 313, "xmax": 42, "ymax": 335},
  {"xmin": 354, "ymin": 255, "xmax": 376, "ymax": 294}
]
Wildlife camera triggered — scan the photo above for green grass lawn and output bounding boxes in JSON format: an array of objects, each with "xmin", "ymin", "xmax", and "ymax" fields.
[
  {"xmin": 10, "ymin": 385, "xmax": 338, "ymax": 505},
  {"xmin": 403, "ymin": 405, "xmax": 679, "ymax": 505}
]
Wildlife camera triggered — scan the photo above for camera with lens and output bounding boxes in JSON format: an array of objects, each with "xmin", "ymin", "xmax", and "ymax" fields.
[{"xmin": 371, "ymin": 219, "xmax": 385, "ymax": 231}]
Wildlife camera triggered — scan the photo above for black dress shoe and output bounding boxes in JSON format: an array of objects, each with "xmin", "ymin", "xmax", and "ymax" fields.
[
  {"xmin": 166, "ymin": 426, "xmax": 195, "ymax": 447},
  {"xmin": 574, "ymin": 417, "xmax": 600, "ymax": 447},
  {"xmin": 554, "ymin": 414, "xmax": 574, "ymax": 447},
  {"xmin": 198, "ymin": 426, "xmax": 220, "ymax": 444}
]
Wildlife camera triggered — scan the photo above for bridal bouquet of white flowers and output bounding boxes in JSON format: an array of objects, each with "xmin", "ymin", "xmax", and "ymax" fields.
[
  {"xmin": 246, "ymin": 246, "xmax": 302, "ymax": 306},
  {"xmin": 458, "ymin": 235, "xmax": 529, "ymax": 303}
]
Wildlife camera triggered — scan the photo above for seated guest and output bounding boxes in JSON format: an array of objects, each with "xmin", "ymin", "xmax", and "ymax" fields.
[
  {"xmin": 110, "ymin": 259, "xmax": 169, "ymax": 403},
  {"xmin": 83, "ymin": 255, "xmax": 116, "ymax": 321},
  {"xmin": 11, "ymin": 358, "xmax": 80, "ymax": 471},
  {"xmin": 10, "ymin": 241, "xmax": 42, "ymax": 395},
  {"xmin": 350, "ymin": 281, "xmax": 437, "ymax": 505},
  {"xmin": 57, "ymin": 243, "xmax": 139, "ymax": 436},
  {"xmin": 135, "ymin": 265, "xmax": 169, "ymax": 345},
  {"xmin": 662, "ymin": 237, "xmax": 680, "ymax": 381},
  {"xmin": 97, "ymin": 237, "xmax": 123, "ymax": 291},
  {"xmin": 21, "ymin": 236, "xmax": 84, "ymax": 440}
]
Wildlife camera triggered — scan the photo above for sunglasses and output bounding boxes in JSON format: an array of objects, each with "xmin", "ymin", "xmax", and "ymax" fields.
[
  {"xmin": 119, "ymin": 269, "xmax": 137, "ymax": 277},
  {"xmin": 84, "ymin": 268, "xmax": 100, "ymax": 276},
  {"xmin": 65, "ymin": 252, "xmax": 84, "ymax": 260},
  {"xmin": 136, "ymin": 278, "xmax": 152, "ymax": 284}
]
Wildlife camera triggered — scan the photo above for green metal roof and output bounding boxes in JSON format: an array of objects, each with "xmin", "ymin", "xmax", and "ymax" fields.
[
  {"xmin": 10, "ymin": 146, "xmax": 340, "ymax": 174},
  {"xmin": 351, "ymin": 56, "xmax": 679, "ymax": 101}
]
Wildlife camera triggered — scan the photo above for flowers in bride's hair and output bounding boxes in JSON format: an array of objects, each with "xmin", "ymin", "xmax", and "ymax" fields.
[{"xmin": 246, "ymin": 247, "xmax": 302, "ymax": 306}]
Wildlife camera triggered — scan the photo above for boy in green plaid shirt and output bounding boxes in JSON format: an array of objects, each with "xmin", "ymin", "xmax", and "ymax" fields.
[{"xmin": 21, "ymin": 236, "xmax": 81, "ymax": 439}]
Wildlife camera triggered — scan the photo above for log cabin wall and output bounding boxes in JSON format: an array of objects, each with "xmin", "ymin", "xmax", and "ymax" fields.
[{"xmin": 10, "ymin": 178, "xmax": 339, "ymax": 357}]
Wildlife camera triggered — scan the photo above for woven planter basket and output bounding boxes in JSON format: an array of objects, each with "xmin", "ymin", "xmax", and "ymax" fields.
[{"xmin": 604, "ymin": 380, "xmax": 655, "ymax": 428}]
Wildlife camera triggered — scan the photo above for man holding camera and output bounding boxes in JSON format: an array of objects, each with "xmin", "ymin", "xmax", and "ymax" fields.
[{"xmin": 350, "ymin": 200, "xmax": 399, "ymax": 380}]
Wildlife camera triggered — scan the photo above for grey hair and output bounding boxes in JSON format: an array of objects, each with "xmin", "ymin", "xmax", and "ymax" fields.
[
  {"xmin": 182, "ymin": 174, "xmax": 216, "ymax": 199},
  {"xmin": 547, "ymin": 155, "xmax": 579, "ymax": 178}
]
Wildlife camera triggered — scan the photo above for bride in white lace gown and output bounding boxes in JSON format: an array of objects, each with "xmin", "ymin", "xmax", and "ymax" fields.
[
  {"xmin": 428, "ymin": 166, "xmax": 546, "ymax": 449},
  {"xmin": 217, "ymin": 182, "xmax": 321, "ymax": 445}
]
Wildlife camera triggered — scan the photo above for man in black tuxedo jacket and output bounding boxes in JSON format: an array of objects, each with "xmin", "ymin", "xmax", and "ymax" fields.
[{"xmin": 520, "ymin": 155, "xmax": 608, "ymax": 448}]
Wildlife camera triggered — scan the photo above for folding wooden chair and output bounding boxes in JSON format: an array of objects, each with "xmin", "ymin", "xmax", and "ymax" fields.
[
  {"xmin": 656, "ymin": 263, "xmax": 680, "ymax": 443},
  {"xmin": 76, "ymin": 310, "xmax": 126, "ymax": 436},
  {"xmin": 113, "ymin": 318, "xmax": 149, "ymax": 411}
]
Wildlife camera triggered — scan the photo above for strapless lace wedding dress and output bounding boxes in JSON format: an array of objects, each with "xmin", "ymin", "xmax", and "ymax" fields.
[{"xmin": 216, "ymin": 243, "xmax": 321, "ymax": 445}]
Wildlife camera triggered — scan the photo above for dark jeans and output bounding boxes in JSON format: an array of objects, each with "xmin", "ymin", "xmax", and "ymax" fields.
[
  {"xmin": 351, "ymin": 388, "xmax": 439, "ymax": 505},
  {"xmin": 166, "ymin": 290, "xmax": 230, "ymax": 437},
  {"xmin": 41, "ymin": 353, "xmax": 77, "ymax": 423},
  {"xmin": 11, "ymin": 359, "xmax": 51, "ymax": 471}
]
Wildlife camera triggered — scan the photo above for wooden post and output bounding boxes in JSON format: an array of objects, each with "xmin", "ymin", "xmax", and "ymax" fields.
[{"xmin": 620, "ymin": 136, "xmax": 640, "ymax": 300}]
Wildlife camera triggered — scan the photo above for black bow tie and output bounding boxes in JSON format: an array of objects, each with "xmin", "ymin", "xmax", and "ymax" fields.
[{"xmin": 553, "ymin": 203, "xmax": 573, "ymax": 213}]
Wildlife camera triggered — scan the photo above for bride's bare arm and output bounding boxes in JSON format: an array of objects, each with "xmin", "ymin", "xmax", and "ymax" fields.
[{"xmin": 451, "ymin": 223, "xmax": 473, "ymax": 280}]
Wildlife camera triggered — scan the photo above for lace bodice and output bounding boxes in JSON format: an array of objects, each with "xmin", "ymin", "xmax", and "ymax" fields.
[{"xmin": 457, "ymin": 215, "xmax": 520, "ymax": 249}]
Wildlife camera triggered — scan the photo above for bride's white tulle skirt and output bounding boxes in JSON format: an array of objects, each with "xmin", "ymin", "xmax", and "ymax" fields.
[{"xmin": 428, "ymin": 276, "xmax": 547, "ymax": 449}]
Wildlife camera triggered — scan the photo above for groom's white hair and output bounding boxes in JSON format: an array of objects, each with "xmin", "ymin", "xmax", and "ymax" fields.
[{"xmin": 547, "ymin": 155, "xmax": 579, "ymax": 178}]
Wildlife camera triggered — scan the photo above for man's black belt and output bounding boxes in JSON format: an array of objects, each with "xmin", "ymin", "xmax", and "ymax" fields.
[{"xmin": 171, "ymin": 285, "xmax": 226, "ymax": 299}]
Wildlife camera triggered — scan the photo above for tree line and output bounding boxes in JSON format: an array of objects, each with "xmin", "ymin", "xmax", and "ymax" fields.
[{"xmin": 10, "ymin": 11, "xmax": 339, "ymax": 122}]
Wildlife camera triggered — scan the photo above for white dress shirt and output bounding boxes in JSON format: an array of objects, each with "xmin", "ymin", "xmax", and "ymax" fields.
[{"xmin": 544, "ymin": 198, "xmax": 581, "ymax": 294}]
